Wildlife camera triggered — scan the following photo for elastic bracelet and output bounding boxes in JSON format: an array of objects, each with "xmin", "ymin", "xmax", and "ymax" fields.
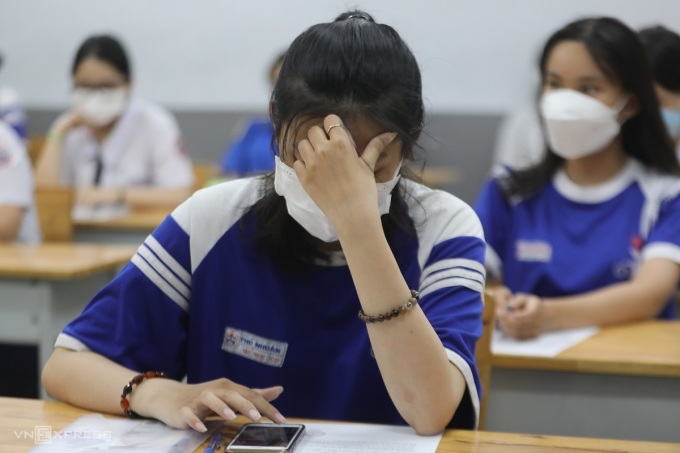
[
  {"xmin": 120, "ymin": 371, "xmax": 168, "ymax": 418},
  {"xmin": 358, "ymin": 290, "xmax": 420, "ymax": 323}
]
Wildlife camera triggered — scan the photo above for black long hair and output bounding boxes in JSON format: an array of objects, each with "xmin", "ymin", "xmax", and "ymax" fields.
[
  {"xmin": 505, "ymin": 17, "xmax": 679, "ymax": 199},
  {"xmin": 243, "ymin": 10, "xmax": 425, "ymax": 268},
  {"xmin": 639, "ymin": 25, "xmax": 680, "ymax": 92}
]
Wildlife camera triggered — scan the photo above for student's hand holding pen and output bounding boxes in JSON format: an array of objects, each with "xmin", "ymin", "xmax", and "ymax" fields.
[{"xmin": 496, "ymin": 291, "xmax": 546, "ymax": 340}]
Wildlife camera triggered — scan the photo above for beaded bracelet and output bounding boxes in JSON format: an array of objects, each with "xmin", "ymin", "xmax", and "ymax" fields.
[
  {"xmin": 120, "ymin": 371, "xmax": 168, "ymax": 418},
  {"xmin": 358, "ymin": 290, "xmax": 420, "ymax": 323}
]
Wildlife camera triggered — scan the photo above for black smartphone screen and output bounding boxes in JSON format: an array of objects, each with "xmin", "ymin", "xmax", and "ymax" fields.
[{"xmin": 230, "ymin": 424, "xmax": 304, "ymax": 448}]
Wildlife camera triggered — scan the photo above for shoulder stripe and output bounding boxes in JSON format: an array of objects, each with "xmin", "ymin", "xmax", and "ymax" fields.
[
  {"xmin": 421, "ymin": 258, "xmax": 485, "ymax": 284},
  {"xmin": 131, "ymin": 253, "xmax": 190, "ymax": 312},
  {"xmin": 144, "ymin": 235, "xmax": 192, "ymax": 287},
  {"xmin": 136, "ymin": 246, "xmax": 191, "ymax": 299},
  {"xmin": 421, "ymin": 267, "xmax": 485, "ymax": 291},
  {"xmin": 420, "ymin": 277, "xmax": 484, "ymax": 299}
]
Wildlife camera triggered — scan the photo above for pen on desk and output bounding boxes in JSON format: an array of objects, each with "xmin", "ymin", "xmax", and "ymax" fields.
[{"xmin": 204, "ymin": 432, "xmax": 223, "ymax": 453}]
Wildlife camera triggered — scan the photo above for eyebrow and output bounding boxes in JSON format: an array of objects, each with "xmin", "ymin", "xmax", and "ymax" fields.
[{"xmin": 545, "ymin": 71, "xmax": 606, "ymax": 83}]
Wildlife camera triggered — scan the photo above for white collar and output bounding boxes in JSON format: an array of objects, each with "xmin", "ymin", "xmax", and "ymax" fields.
[{"xmin": 552, "ymin": 158, "xmax": 641, "ymax": 204}]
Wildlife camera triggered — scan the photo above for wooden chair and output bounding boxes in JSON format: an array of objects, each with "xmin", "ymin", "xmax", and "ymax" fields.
[
  {"xmin": 27, "ymin": 135, "xmax": 46, "ymax": 167},
  {"xmin": 192, "ymin": 162, "xmax": 218, "ymax": 192},
  {"xmin": 475, "ymin": 289, "xmax": 497, "ymax": 430},
  {"xmin": 34, "ymin": 186, "xmax": 74, "ymax": 242}
]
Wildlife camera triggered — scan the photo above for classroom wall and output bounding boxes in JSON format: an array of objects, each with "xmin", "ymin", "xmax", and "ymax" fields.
[{"xmin": 3, "ymin": 0, "xmax": 680, "ymax": 202}]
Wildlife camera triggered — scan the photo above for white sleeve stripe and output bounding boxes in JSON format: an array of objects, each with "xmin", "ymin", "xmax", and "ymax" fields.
[
  {"xmin": 641, "ymin": 243, "xmax": 680, "ymax": 264},
  {"xmin": 144, "ymin": 235, "xmax": 192, "ymax": 286},
  {"xmin": 445, "ymin": 348, "xmax": 480, "ymax": 430},
  {"xmin": 132, "ymin": 254, "xmax": 190, "ymax": 312},
  {"xmin": 137, "ymin": 246, "xmax": 191, "ymax": 298},
  {"xmin": 420, "ymin": 267, "xmax": 485, "ymax": 290},
  {"xmin": 54, "ymin": 333, "xmax": 91, "ymax": 351},
  {"xmin": 421, "ymin": 258, "xmax": 486, "ymax": 283},
  {"xmin": 419, "ymin": 277, "xmax": 484, "ymax": 299}
]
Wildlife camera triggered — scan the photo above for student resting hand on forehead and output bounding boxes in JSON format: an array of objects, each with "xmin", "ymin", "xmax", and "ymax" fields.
[
  {"xmin": 475, "ymin": 17, "xmax": 680, "ymax": 340},
  {"xmin": 35, "ymin": 35, "xmax": 194, "ymax": 211},
  {"xmin": 42, "ymin": 11, "xmax": 486, "ymax": 435}
]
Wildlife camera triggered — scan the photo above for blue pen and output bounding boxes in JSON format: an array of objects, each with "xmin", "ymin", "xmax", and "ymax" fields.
[{"xmin": 204, "ymin": 432, "xmax": 223, "ymax": 453}]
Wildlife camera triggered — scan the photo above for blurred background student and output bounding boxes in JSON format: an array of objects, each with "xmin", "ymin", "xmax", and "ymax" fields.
[
  {"xmin": 0, "ymin": 120, "xmax": 39, "ymax": 244},
  {"xmin": 475, "ymin": 17, "xmax": 680, "ymax": 340},
  {"xmin": 219, "ymin": 51, "xmax": 285, "ymax": 178},
  {"xmin": 639, "ymin": 24, "xmax": 680, "ymax": 162},
  {"xmin": 0, "ymin": 52, "xmax": 28, "ymax": 142},
  {"xmin": 35, "ymin": 34, "xmax": 194, "ymax": 214}
]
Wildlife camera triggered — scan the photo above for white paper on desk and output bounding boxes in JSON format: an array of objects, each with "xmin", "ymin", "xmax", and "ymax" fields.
[
  {"xmin": 72, "ymin": 204, "xmax": 130, "ymax": 222},
  {"xmin": 491, "ymin": 326, "xmax": 599, "ymax": 357},
  {"xmin": 29, "ymin": 414, "xmax": 222, "ymax": 453},
  {"xmin": 295, "ymin": 422, "xmax": 441, "ymax": 453}
]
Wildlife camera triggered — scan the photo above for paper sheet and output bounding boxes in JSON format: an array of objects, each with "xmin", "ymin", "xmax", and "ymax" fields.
[
  {"xmin": 491, "ymin": 326, "xmax": 599, "ymax": 357},
  {"xmin": 295, "ymin": 422, "xmax": 442, "ymax": 453},
  {"xmin": 29, "ymin": 414, "xmax": 222, "ymax": 453}
]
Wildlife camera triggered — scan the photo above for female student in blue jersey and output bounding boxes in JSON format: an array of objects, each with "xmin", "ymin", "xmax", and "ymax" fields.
[
  {"xmin": 42, "ymin": 11, "xmax": 486, "ymax": 435},
  {"xmin": 475, "ymin": 17, "xmax": 680, "ymax": 340}
]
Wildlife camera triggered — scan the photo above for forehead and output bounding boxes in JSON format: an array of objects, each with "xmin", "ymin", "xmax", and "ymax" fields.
[
  {"xmin": 73, "ymin": 57, "xmax": 126, "ymax": 83},
  {"xmin": 545, "ymin": 41, "xmax": 608, "ymax": 80}
]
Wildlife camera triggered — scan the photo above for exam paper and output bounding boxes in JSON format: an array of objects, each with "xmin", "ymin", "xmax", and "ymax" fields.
[
  {"xmin": 29, "ymin": 414, "xmax": 222, "ymax": 453},
  {"xmin": 295, "ymin": 422, "xmax": 441, "ymax": 453},
  {"xmin": 491, "ymin": 326, "xmax": 599, "ymax": 357}
]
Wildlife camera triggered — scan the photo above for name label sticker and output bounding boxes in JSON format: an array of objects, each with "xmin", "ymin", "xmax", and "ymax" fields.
[
  {"xmin": 515, "ymin": 240, "xmax": 552, "ymax": 262},
  {"xmin": 222, "ymin": 327, "xmax": 288, "ymax": 368}
]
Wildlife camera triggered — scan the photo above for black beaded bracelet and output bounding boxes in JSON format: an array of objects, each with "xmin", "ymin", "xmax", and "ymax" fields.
[
  {"xmin": 358, "ymin": 290, "xmax": 420, "ymax": 323},
  {"xmin": 120, "ymin": 371, "xmax": 168, "ymax": 418}
]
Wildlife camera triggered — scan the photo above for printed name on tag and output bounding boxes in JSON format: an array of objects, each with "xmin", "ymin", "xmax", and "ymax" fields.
[{"xmin": 222, "ymin": 327, "xmax": 288, "ymax": 368}]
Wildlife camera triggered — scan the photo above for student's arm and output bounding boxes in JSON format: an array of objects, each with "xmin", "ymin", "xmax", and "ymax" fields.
[
  {"xmin": 42, "ymin": 348, "xmax": 285, "ymax": 432},
  {"xmin": 499, "ymin": 258, "xmax": 680, "ymax": 339},
  {"xmin": 0, "ymin": 205, "xmax": 22, "ymax": 241},
  {"xmin": 35, "ymin": 112, "xmax": 82, "ymax": 185},
  {"xmin": 295, "ymin": 115, "xmax": 467, "ymax": 435}
]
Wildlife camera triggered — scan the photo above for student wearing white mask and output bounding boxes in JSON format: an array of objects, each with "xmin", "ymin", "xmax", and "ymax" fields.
[
  {"xmin": 42, "ymin": 11, "xmax": 486, "ymax": 434},
  {"xmin": 36, "ymin": 35, "xmax": 194, "ymax": 211},
  {"xmin": 474, "ymin": 17, "xmax": 680, "ymax": 339},
  {"xmin": 639, "ymin": 25, "xmax": 680, "ymax": 162}
]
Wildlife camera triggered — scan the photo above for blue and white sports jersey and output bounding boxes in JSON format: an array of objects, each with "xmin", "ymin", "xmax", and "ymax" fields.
[
  {"xmin": 56, "ymin": 178, "xmax": 486, "ymax": 428},
  {"xmin": 475, "ymin": 159, "xmax": 680, "ymax": 319}
]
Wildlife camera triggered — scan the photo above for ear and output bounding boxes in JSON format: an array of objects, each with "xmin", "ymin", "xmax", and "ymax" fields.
[{"xmin": 620, "ymin": 94, "xmax": 641, "ymax": 121}]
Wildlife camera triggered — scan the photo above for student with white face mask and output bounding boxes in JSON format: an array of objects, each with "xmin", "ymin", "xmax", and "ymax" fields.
[
  {"xmin": 36, "ymin": 35, "xmax": 194, "ymax": 213},
  {"xmin": 475, "ymin": 17, "xmax": 680, "ymax": 340}
]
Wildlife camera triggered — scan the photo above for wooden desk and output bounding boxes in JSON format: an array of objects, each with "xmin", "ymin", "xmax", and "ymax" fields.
[
  {"xmin": 0, "ymin": 244, "xmax": 136, "ymax": 397},
  {"xmin": 487, "ymin": 321, "xmax": 680, "ymax": 442},
  {"xmin": 1, "ymin": 398, "xmax": 678, "ymax": 453},
  {"xmin": 74, "ymin": 208, "xmax": 170, "ymax": 244}
]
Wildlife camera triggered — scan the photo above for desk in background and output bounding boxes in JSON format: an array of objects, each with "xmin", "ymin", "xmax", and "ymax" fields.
[
  {"xmin": 487, "ymin": 321, "xmax": 680, "ymax": 443},
  {"xmin": 73, "ymin": 208, "xmax": 170, "ymax": 245},
  {"xmin": 0, "ymin": 397, "xmax": 678, "ymax": 453},
  {"xmin": 0, "ymin": 244, "xmax": 136, "ymax": 397}
]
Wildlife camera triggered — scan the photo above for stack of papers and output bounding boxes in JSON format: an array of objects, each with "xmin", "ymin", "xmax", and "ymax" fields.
[{"xmin": 491, "ymin": 326, "xmax": 599, "ymax": 357}]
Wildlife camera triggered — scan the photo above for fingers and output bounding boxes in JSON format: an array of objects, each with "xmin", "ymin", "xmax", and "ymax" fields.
[
  {"xmin": 498, "ymin": 294, "xmax": 543, "ymax": 339},
  {"xmin": 180, "ymin": 385, "xmax": 286, "ymax": 432},
  {"xmin": 361, "ymin": 132, "xmax": 397, "ymax": 172}
]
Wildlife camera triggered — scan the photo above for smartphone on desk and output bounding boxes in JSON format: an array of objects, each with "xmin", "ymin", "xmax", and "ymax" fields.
[{"xmin": 225, "ymin": 423, "xmax": 306, "ymax": 453}]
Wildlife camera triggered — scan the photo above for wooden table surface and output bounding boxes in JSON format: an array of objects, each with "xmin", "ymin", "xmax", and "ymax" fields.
[
  {"xmin": 74, "ymin": 208, "xmax": 171, "ymax": 231},
  {"xmin": 0, "ymin": 243, "xmax": 137, "ymax": 279},
  {"xmin": 491, "ymin": 320, "xmax": 680, "ymax": 377},
  {"xmin": 1, "ymin": 398, "xmax": 678, "ymax": 453}
]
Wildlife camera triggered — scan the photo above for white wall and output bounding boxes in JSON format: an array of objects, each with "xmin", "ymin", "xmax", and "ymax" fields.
[{"xmin": 1, "ymin": 0, "xmax": 680, "ymax": 113}]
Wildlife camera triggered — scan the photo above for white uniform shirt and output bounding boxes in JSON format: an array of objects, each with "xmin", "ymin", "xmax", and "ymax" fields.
[
  {"xmin": 60, "ymin": 99, "xmax": 194, "ymax": 188},
  {"xmin": 0, "ymin": 121, "xmax": 40, "ymax": 243}
]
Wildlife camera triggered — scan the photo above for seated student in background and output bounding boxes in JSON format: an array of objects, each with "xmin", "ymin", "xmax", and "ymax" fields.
[
  {"xmin": 475, "ymin": 17, "xmax": 680, "ymax": 340},
  {"xmin": 0, "ymin": 52, "xmax": 28, "ymax": 142},
  {"xmin": 0, "ymin": 121, "xmax": 40, "ymax": 243},
  {"xmin": 35, "ymin": 35, "xmax": 194, "ymax": 212},
  {"xmin": 42, "ymin": 11, "xmax": 485, "ymax": 434},
  {"xmin": 639, "ymin": 25, "xmax": 680, "ymax": 162},
  {"xmin": 219, "ymin": 51, "xmax": 285, "ymax": 178}
]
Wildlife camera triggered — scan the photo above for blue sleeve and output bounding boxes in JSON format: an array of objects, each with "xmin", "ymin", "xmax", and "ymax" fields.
[
  {"xmin": 473, "ymin": 177, "xmax": 513, "ymax": 271},
  {"xmin": 62, "ymin": 215, "xmax": 192, "ymax": 379}
]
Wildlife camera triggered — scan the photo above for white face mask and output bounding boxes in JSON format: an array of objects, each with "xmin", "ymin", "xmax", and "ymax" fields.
[
  {"xmin": 273, "ymin": 155, "xmax": 401, "ymax": 242},
  {"xmin": 72, "ymin": 87, "xmax": 128, "ymax": 126},
  {"xmin": 540, "ymin": 89, "xmax": 628, "ymax": 159}
]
